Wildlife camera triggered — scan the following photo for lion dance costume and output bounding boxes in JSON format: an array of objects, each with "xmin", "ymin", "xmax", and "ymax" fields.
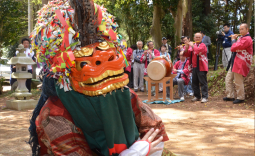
[{"xmin": 28, "ymin": 1, "xmax": 169, "ymax": 155}]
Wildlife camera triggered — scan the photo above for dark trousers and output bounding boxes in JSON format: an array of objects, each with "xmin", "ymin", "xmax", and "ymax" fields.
[
  {"xmin": 192, "ymin": 68, "xmax": 208, "ymax": 99},
  {"xmin": 26, "ymin": 69, "xmax": 32, "ymax": 92},
  {"xmin": 124, "ymin": 67, "xmax": 134, "ymax": 88},
  {"xmin": 10, "ymin": 69, "xmax": 32, "ymax": 92},
  {"xmin": 10, "ymin": 78, "xmax": 17, "ymax": 86},
  {"xmin": 129, "ymin": 67, "xmax": 134, "ymax": 88}
]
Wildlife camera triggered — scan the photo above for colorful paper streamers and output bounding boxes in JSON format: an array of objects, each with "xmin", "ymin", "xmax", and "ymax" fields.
[{"xmin": 30, "ymin": 0, "xmax": 128, "ymax": 92}]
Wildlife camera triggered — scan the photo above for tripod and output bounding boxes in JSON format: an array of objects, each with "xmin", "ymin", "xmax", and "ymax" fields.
[{"xmin": 214, "ymin": 38, "xmax": 228, "ymax": 71}]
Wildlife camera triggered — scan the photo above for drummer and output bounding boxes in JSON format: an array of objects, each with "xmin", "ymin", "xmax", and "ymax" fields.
[{"xmin": 159, "ymin": 45, "xmax": 171, "ymax": 93}]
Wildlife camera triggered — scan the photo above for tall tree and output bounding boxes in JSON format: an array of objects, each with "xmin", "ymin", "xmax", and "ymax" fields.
[
  {"xmin": 246, "ymin": 0, "xmax": 253, "ymax": 28},
  {"xmin": 170, "ymin": 0, "xmax": 188, "ymax": 45},
  {"xmin": 202, "ymin": 0, "xmax": 211, "ymax": 15},
  {"xmin": 151, "ymin": 2, "xmax": 164, "ymax": 49},
  {"xmin": 0, "ymin": 0, "xmax": 27, "ymax": 48},
  {"xmin": 95, "ymin": 0, "xmax": 153, "ymax": 46},
  {"xmin": 183, "ymin": 0, "xmax": 193, "ymax": 39}
]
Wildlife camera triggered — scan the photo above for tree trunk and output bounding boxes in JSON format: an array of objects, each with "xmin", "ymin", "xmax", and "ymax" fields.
[
  {"xmin": 203, "ymin": 0, "xmax": 211, "ymax": 15},
  {"xmin": 169, "ymin": 0, "xmax": 189, "ymax": 59},
  {"xmin": 246, "ymin": 0, "xmax": 253, "ymax": 28},
  {"xmin": 172, "ymin": 0, "xmax": 185, "ymax": 45},
  {"xmin": 42, "ymin": 0, "xmax": 49, "ymax": 5},
  {"xmin": 28, "ymin": 1, "xmax": 34, "ymax": 35},
  {"xmin": 28, "ymin": 0, "xmax": 36, "ymax": 79},
  {"xmin": 126, "ymin": 28, "xmax": 132, "ymax": 46},
  {"xmin": 183, "ymin": 0, "xmax": 193, "ymax": 39},
  {"xmin": 150, "ymin": 3, "xmax": 163, "ymax": 49},
  {"xmin": 233, "ymin": 0, "xmax": 240, "ymax": 33}
]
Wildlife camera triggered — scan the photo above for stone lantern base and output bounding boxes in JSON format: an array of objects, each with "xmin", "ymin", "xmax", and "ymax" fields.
[{"xmin": 6, "ymin": 99, "xmax": 38, "ymax": 111}]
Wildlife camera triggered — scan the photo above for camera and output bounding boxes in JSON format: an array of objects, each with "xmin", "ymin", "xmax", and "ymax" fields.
[{"xmin": 216, "ymin": 31, "xmax": 224, "ymax": 41}]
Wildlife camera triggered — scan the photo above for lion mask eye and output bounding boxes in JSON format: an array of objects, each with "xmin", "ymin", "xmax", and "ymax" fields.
[{"xmin": 76, "ymin": 61, "xmax": 90, "ymax": 71}]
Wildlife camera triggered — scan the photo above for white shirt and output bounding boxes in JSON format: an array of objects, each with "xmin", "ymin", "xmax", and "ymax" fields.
[
  {"xmin": 120, "ymin": 140, "xmax": 164, "ymax": 156},
  {"xmin": 16, "ymin": 48, "xmax": 34, "ymax": 70}
]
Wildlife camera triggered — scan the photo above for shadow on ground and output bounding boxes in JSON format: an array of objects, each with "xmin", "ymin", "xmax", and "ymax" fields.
[
  {"xmin": 137, "ymin": 92, "xmax": 254, "ymax": 156},
  {"xmin": 0, "ymin": 89, "xmax": 254, "ymax": 156},
  {"xmin": 0, "ymin": 109, "xmax": 32, "ymax": 156}
]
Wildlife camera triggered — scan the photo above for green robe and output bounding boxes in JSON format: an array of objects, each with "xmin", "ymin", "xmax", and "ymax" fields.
[{"xmin": 56, "ymin": 86, "xmax": 139, "ymax": 156}]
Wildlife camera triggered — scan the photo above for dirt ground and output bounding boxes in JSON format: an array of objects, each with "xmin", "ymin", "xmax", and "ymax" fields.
[{"xmin": 0, "ymin": 87, "xmax": 254, "ymax": 156}]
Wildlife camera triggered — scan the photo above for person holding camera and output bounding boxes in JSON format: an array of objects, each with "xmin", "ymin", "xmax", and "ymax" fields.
[
  {"xmin": 133, "ymin": 41, "xmax": 145, "ymax": 92},
  {"xmin": 221, "ymin": 24, "xmax": 234, "ymax": 68},
  {"xmin": 224, "ymin": 23, "xmax": 253, "ymax": 104}
]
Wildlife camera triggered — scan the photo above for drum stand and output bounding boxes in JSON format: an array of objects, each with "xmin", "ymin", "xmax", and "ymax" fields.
[{"xmin": 144, "ymin": 74, "xmax": 177, "ymax": 102}]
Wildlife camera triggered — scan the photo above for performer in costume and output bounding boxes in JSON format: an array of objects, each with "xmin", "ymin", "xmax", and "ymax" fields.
[
  {"xmin": 224, "ymin": 23, "xmax": 253, "ymax": 104},
  {"xmin": 28, "ymin": 1, "xmax": 169, "ymax": 156},
  {"xmin": 181, "ymin": 33, "xmax": 209, "ymax": 103}
]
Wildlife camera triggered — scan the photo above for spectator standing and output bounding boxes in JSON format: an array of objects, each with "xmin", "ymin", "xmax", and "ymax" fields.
[
  {"xmin": 140, "ymin": 41, "xmax": 160, "ymax": 95},
  {"xmin": 182, "ymin": 33, "xmax": 209, "ymax": 103},
  {"xmin": 221, "ymin": 24, "xmax": 234, "ymax": 68},
  {"xmin": 201, "ymin": 31, "xmax": 211, "ymax": 58},
  {"xmin": 125, "ymin": 44, "xmax": 137, "ymax": 88},
  {"xmin": 133, "ymin": 41, "xmax": 145, "ymax": 92},
  {"xmin": 161, "ymin": 37, "xmax": 172, "ymax": 56},
  {"xmin": 14, "ymin": 38, "xmax": 34, "ymax": 92},
  {"xmin": 159, "ymin": 45, "xmax": 171, "ymax": 92},
  {"xmin": 224, "ymin": 23, "xmax": 253, "ymax": 104},
  {"xmin": 173, "ymin": 36, "xmax": 185, "ymax": 65},
  {"xmin": 182, "ymin": 36, "xmax": 193, "ymax": 96}
]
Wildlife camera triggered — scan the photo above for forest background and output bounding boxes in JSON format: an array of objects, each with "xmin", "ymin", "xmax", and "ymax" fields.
[{"xmin": 0, "ymin": 0, "xmax": 254, "ymax": 65}]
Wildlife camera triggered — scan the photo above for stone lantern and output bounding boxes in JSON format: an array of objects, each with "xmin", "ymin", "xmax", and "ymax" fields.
[{"xmin": 6, "ymin": 44, "xmax": 38, "ymax": 110}]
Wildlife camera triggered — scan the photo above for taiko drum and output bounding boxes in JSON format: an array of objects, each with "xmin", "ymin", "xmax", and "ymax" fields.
[{"xmin": 147, "ymin": 56, "xmax": 173, "ymax": 80}]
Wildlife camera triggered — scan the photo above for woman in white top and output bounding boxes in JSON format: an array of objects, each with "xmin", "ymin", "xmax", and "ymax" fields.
[
  {"xmin": 14, "ymin": 38, "xmax": 35, "ymax": 92},
  {"xmin": 159, "ymin": 45, "xmax": 171, "ymax": 92}
]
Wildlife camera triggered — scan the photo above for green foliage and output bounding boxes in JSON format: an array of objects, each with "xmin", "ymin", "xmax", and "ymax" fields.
[
  {"xmin": 31, "ymin": 0, "xmax": 42, "ymax": 5},
  {"xmin": 161, "ymin": 13, "xmax": 176, "ymax": 57},
  {"xmin": 207, "ymin": 68, "xmax": 227, "ymax": 96},
  {"xmin": 192, "ymin": 0, "xmax": 217, "ymax": 39},
  {"xmin": 0, "ymin": 77, "xmax": 5, "ymax": 95},
  {"xmin": 166, "ymin": 0, "xmax": 179, "ymax": 16},
  {"xmin": 95, "ymin": 0, "xmax": 153, "ymax": 46},
  {"xmin": 0, "ymin": 0, "xmax": 27, "ymax": 48},
  {"xmin": 6, "ymin": 42, "xmax": 19, "ymax": 59},
  {"xmin": 0, "ymin": 58, "xmax": 8, "ymax": 65}
]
